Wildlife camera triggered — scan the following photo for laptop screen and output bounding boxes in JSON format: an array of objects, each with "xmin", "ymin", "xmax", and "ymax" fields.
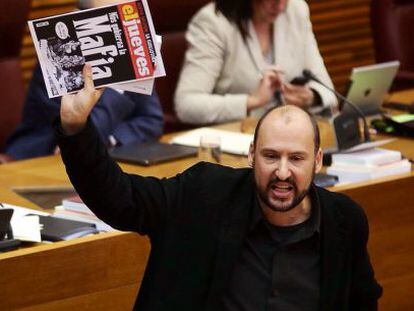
[{"xmin": 342, "ymin": 61, "xmax": 400, "ymax": 116}]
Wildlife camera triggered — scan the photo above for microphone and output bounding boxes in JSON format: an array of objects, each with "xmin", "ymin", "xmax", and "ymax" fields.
[{"xmin": 302, "ymin": 69, "xmax": 371, "ymax": 143}]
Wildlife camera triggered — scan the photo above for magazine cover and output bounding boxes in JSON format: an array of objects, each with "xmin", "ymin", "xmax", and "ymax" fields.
[
  {"xmin": 115, "ymin": 35, "xmax": 165, "ymax": 95},
  {"xmin": 28, "ymin": 0, "xmax": 162, "ymax": 98}
]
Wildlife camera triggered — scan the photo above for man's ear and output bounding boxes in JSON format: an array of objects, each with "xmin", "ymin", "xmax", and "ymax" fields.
[
  {"xmin": 314, "ymin": 148, "xmax": 323, "ymax": 173},
  {"xmin": 248, "ymin": 143, "xmax": 255, "ymax": 167}
]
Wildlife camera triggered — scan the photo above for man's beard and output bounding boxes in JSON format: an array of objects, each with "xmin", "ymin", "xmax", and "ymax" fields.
[{"xmin": 256, "ymin": 170, "xmax": 315, "ymax": 213}]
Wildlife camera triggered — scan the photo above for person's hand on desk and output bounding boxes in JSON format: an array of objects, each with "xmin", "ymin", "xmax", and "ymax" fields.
[
  {"xmin": 282, "ymin": 83, "xmax": 314, "ymax": 109},
  {"xmin": 60, "ymin": 64, "xmax": 104, "ymax": 135}
]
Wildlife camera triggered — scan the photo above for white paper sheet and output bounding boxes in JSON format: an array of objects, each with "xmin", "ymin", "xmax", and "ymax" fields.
[
  {"xmin": 2, "ymin": 203, "xmax": 49, "ymax": 242},
  {"xmin": 171, "ymin": 127, "xmax": 253, "ymax": 156}
]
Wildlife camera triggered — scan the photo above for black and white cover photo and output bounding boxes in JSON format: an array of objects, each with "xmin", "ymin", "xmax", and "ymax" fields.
[{"xmin": 28, "ymin": 0, "xmax": 162, "ymax": 98}]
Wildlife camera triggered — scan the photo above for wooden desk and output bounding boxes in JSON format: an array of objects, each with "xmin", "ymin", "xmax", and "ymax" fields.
[
  {"xmin": 0, "ymin": 157, "xmax": 151, "ymax": 310},
  {"xmin": 1, "ymin": 108, "xmax": 414, "ymax": 310}
]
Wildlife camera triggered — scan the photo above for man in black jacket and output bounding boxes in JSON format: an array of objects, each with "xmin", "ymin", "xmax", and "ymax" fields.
[{"xmin": 57, "ymin": 65, "xmax": 382, "ymax": 310}]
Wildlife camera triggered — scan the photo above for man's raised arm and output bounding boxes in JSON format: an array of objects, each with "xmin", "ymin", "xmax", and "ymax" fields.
[{"xmin": 56, "ymin": 64, "xmax": 181, "ymax": 237}]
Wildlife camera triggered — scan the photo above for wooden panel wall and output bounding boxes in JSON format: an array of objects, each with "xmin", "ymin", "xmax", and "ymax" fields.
[
  {"xmin": 21, "ymin": 0, "xmax": 77, "ymax": 84},
  {"xmin": 20, "ymin": 0, "xmax": 375, "ymax": 93},
  {"xmin": 309, "ymin": 0, "xmax": 375, "ymax": 92}
]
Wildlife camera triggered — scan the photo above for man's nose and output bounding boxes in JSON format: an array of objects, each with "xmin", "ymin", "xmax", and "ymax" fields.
[{"xmin": 275, "ymin": 158, "xmax": 291, "ymax": 180}]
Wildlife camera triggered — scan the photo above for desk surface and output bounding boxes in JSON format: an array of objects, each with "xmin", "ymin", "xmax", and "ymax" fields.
[{"xmin": 1, "ymin": 94, "xmax": 414, "ymax": 310}]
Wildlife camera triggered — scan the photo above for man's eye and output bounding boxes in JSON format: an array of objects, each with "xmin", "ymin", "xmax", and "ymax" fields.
[
  {"xmin": 291, "ymin": 156, "xmax": 303, "ymax": 161},
  {"xmin": 264, "ymin": 154, "xmax": 277, "ymax": 159}
]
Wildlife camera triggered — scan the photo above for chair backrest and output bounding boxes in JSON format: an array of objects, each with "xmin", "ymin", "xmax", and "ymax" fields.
[
  {"xmin": 150, "ymin": 0, "xmax": 210, "ymax": 132},
  {"xmin": 150, "ymin": 0, "xmax": 209, "ymax": 33},
  {"xmin": 0, "ymin": 59, "xmax": 26, "ymax": 150},
  {"xmin": 0, "ymin": 0, "xmax": 31, "ymax": 59},
  {"xmin": 0, "ymin": 0, "xmax": 31, "ymax": 150},
  {"xmin": 371, "ymin": 0, "xmax": 414, "ymax": 71},
  {"xmin": 155, "ymin": 32, "xmax": 190, "ymax": 133}
]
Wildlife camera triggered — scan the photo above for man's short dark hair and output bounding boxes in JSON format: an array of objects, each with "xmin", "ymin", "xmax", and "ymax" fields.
[{"xmin": 253, "ymin": 106, "xmax": 321, "ymax": 154}]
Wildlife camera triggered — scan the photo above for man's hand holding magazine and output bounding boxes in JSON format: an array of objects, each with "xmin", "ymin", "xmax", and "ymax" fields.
[{"xmin": 61, "ymin": 64, "xmax": 103, "ymax": 135}]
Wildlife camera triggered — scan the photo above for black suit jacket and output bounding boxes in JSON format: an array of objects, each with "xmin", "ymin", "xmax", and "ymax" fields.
[{"xmin": 57, "ymin": 120, "xmax": 382, "ymax": 310}]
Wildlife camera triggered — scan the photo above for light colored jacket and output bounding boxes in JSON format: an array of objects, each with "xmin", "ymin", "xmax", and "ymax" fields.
[{"xmin": 174, "ymin": 0, "xmax": 337, "ymax": 124}]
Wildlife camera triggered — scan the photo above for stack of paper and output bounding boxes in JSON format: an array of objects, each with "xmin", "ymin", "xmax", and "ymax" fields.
[
  {"xmin": 171, "ymin": 127, "xmax": 254, "ymax": 156},
  {"xmin": 331, "ymin": 148, "xmax": 402, "ymax": 166},
  {"xmin": 327, "ymin": 148, "xmax": 411, "ymax": 183},
  {"xmin": 54, "ymin": 195, "xmax": 114, "ymax": 232},
  {"xmin": 28, "ymin": 0, "xmax": 165, "ymax": 98},
  {"xmin": 62, "ymin": 195, "xmax": 94, "ymax": 215},
  {"xmin": 2, "ymin": 203, "xmax": 48, "ymax": 242}
]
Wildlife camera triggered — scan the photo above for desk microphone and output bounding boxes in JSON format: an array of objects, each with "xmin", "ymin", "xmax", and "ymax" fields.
[{"xmin": 302, "ymin": 69, "xmax": 371, "ymax": 143}]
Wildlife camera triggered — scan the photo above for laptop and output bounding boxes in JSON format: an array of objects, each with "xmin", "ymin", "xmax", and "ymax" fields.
[
  {"xmin": 342, "ymin": 61, "xmax": 400, "ymax": 116},
  {"xmin": 109, "ymin": 141, "xmax": 198, "ymax": 166}
]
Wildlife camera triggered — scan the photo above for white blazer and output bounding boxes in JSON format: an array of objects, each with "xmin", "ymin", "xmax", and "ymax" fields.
[{"xmin": 174, "ymin": 0, "xmax": 337, "ymax": 124}]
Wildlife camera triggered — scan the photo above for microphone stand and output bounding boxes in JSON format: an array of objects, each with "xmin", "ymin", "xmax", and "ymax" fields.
[{"xmin": 302, "ymin": 70, "xmax": 371, "ymax": 143}]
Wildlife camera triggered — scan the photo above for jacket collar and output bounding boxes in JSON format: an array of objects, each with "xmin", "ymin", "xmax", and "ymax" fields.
[{"xmin": 249, "ymin": 184, "xmax": 322, "ymax": 235}]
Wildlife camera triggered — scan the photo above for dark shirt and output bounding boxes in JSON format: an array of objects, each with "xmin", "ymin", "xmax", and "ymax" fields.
[{"xmin": 222, "ymin": 186, "xmax": 321, "ymax": 311}]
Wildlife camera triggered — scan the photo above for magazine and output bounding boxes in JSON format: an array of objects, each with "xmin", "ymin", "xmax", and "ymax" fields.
[{"xmin": 28, "ymin": 0, "xmax": 165, "ymax": 98}]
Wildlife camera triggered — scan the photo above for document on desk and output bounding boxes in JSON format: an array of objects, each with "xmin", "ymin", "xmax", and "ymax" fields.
[
  {"xmin": 3, "ymin": 203, "xmax": 48, "ymax": 242},
  {"xmin": 340, "ymin": 138, "xmax": 396, "ymax": 153},
  {"xmin": 171, "ymin": 128, "xmax": 253, "ymax": 156}
]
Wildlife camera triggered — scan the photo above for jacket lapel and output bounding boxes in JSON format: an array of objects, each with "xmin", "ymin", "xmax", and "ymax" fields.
[
  {"xmin": 246, "ymin": 21, "xmax": 266, "ymax": 74},
  {"xmin": 274, "ymin": 9, "xmax": 300, "ymax": 82},
  {"xmin": 273, "ymin": 12, "xmax": 287, "ymax": 70},
  {"xmin": 319, "ymin": 191, "xmax": 349, "ymax": 311},
  {"xmin": 205, "ymin": 173, "xmax": 255, "ymax": 310}
]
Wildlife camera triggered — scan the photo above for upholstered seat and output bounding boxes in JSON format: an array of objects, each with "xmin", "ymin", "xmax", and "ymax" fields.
[
  {"xmin": 0, "ymin": 0, "xmax": 30, "ymax": 152},
  {"xmin": 0, "ymin": 58, "xmax": 26, "ymax": 152},
  {"xmin": 371, "ymin": 0, "xmax": 414, "ymax": 90},
  {"xmin": 151, "ymin": 0, "xmax": 209, "ymax": 132}
]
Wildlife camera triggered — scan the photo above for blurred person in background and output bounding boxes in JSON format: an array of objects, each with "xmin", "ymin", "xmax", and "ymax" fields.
[{"xmin": 175, "ymin": 0, "xmax": 337, "ymax": 125}]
